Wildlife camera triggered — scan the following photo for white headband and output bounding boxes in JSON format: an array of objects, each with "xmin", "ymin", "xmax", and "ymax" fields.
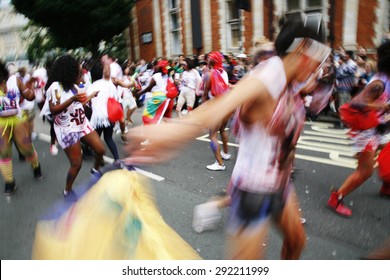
[{"xmin": 286, "ymin": 37, "xmax": 331, "ymax": 64}]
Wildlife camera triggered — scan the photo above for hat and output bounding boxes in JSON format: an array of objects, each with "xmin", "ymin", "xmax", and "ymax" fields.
[
  {"xmin": 208, "ymin": 51, "xmax": 224, "ymax": 70},
  {"xmin": 275, "ymin": 10, "xmax": 330, "ymax": 63},
  {"xmin": 157, "ymin": 60, "xmax": 169, "ymax": 74}
]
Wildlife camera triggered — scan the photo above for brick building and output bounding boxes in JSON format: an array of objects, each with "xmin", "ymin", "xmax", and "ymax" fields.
[{"xmin": 128, "ymin": 0, "xmax": 390, "ymax": 61}]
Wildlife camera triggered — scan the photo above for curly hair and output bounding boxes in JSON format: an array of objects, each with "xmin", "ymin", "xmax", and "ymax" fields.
[
  {"xmin": 0, "ymin": 61, "xmax": 9, "ymax": 83},
  {"xmin": 377, "ymin": 41, "xmax": 390, "ymax": 76},
  {"xmin": 46, "ymin": 55, "xmax": 80, "ymax": 92}
]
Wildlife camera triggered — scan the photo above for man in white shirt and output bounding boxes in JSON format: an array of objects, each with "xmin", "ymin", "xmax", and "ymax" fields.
[
  {"xmin": 100, "ymin": 53, "xmax": 127, "ymax": 142},
  {"xmin": 101, "ymin": 53, "xmax": 123, "ymax": 80}
]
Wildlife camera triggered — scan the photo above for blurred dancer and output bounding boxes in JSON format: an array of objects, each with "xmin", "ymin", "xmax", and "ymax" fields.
[
  {"xmin": 176, "ymin": 58, "xmax": 202, "ymax": 116},
  {"xmin": 372, "ymin": 41, "xmax": 390, "ymax": 196},
  {"xmin": 17, "ymin": 67, "xmax": 36, "ymax": 140},
  {"xmin": 46, "ymin": 55, "xmax": 105, "ymax": 196},
  {"xmin": 328, "ymin": 41, "xmax": 390, "ymax": 217},
  {"xmin": 88, "ymin": 62, "xmax": 121, "ymax": 165},
  {"xmin": 116, "ymin": 65, "xmax": 138, "ymax": 127},
  {"xmin": 15, "ymin": 67, "xmax": 35, "ymax": 161},
  {"xmin": 124, "ymin": 12, "xmax": 331, "ymax": 259},
  {"xmin": 101, "ymin": 53, "xmax": 127, "ymax": 143},
  {"xmin": 135, "ymin": 60, "xmax": 177, "ymax": 126},
  {"xmin": 0, "ymin": 62, "xmax": 42, "ymax": 196},
  {"xmin": 35, "ymin": 61, "xmax": 59, "ymax": 156},
  {"xmin": 192, "ymin": 39, "xmax": 281, "ymax": 232},
  {"xmin": 327, "ymin": 81, "xmax": 386, "ymax": 217},
  {"xmin": 201, "ymin": 51, "xmax": 231, "ymax": 171}
]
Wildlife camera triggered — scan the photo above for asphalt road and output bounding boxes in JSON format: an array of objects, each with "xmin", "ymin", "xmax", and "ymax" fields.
[{"xmin": 0, "ymin": 108, "xmax": 389, "ymax": 260}]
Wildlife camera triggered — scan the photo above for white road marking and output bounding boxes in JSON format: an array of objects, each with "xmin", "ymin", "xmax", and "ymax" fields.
[
  {"xmin": 196, "ymin": 133, "xmax": 240, "ymax": 147},
  {"xmin": 132, "ymin": 167, "xmax": 165, "ymax": 181},
  {"xmin": 37, "ymin": 133, "xmax": 166, "ymax": 182},
  {"xmin": 296, "ymin": 144, "xmax": 354, "ymax": 157},
  {"xmin": 303, "ymin": 130, "xmax": 350, "ymax": 139},
  {"xmin": 295, "ymin": 154, "xmax": 356, "ymax": 169},
  {"xmin": 197, "ymin": 122, "xmax": 357, "ymax": 169},
  {"xmin": 297, "ymin": 136, "xmax": 353, "ymax": 152}
]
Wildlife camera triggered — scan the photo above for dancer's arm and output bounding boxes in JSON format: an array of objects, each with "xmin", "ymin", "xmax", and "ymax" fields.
[
  {"xmin": 124, "ymin": 74, "xmax": 269, "ymax": 164},
  {"xmin": 134, "ymin": 78, "xmax": 156, "ymax": 98},
  {"xmin": 49, "ymin": 87, "xmax": 87, "ymax": 115}
]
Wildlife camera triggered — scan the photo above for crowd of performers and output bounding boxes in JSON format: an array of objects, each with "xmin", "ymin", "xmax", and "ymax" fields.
[{"xmin": 1, "ymin": 10, "xmax": 390, "ymax": 259}]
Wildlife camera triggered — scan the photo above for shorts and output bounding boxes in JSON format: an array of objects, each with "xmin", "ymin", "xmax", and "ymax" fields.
[
  {"xmin": 176, "ymin": 87, "xmax": 196, "ymax": 111},
  {"xmin": 226, "ymin": 184, "xmax": 291, "ymax": 235},
  {"xmin": 54, "ymin": 123, "xmax": 94, "ymax": 149},
  {"xmin": 122, "ymin": 96, "xmax": 137, "ymax": 111},
  {"xmin": 0, "ymin": 114, "xmax": 24, "ymax": 128}
]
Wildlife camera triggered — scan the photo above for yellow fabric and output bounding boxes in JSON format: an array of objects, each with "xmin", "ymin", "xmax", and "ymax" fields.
[
  {"xmin": 0, "ymin": 158, "xmax": 13, "ymax": 182},
  {"xmin": 32, "ymin": 169, "xmax": 201, "ymax": 260},
  {"xmin": 0, "ymin": 115, "xmax": 27, "ymax": 142}
]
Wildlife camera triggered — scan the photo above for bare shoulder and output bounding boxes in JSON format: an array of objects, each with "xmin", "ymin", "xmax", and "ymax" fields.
[{"xmin": 237, "ymin": 76, "xmax": 277, "ymax": 125}]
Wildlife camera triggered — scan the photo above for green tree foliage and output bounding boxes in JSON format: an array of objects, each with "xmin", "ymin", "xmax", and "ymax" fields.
[
  {"xmin": 21, "ymin": 23, "xmax": 57, "ymax": 63},
  {"xmin": 100, "ymin": 32, "xmax": 129, "ymax": 64},
  {"xmin": 12, "ymin": 0, "xmax": 134, "ymax": 53}
]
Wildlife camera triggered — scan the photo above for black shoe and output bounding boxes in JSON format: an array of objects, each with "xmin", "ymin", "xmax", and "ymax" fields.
[
  {"xmin": 33, "ymin": 164, "xmax": 43, "ymax": 180},
  {"xmin": 4, "ymin": 180, "xmax": 16, "ymax": 196}
]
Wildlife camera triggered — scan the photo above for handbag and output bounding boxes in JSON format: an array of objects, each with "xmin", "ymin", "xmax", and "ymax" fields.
[
  {"xmin": 166, "ymin": 78, "xmax": 178, "ymax": 99},
  {"xmin": 107, "ymin": 97, "xmax": 124, "ymax": 122}
]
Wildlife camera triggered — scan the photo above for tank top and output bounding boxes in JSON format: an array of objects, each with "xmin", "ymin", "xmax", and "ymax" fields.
[
  {"xmin": 47, "ymin": 82, "xmax": 87, "ymax": 132},
  {"xmin": 0, "ymin": 75, "xmax": 21, "ymax": 117},
  {"xmin": 231, "ymin": 56, "xmax": 306, "ymax": 194}
]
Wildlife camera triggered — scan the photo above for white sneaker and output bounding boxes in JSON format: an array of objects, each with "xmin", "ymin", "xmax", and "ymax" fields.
[
  {"xmin": 207, "ymin": 161, "xmax": 225, "ymax": 171},
  {"xmin": 50, "ymin": 144, "xmax": 59, "ymax": 156},
  {"xmin": 192, "ymin": 201, "xmax": 222, "ymax": 233},
  {"xmin": 220, "ymin": 151, "xmax": 231, "ymax": 160}
]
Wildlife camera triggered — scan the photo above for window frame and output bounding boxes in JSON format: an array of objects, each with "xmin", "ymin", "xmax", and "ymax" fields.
[
  {"xmin": 169, "ymin": 2, "xmax": 182, "ymax": 56},
  {"xmin": 226, "ymin": 0, "xmax": 241, "ymax": 51}
]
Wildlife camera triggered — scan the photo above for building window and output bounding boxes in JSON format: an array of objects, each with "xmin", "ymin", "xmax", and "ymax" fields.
[
  {"xmin": 287, "ymin": 0, "xmax": 323, "ymax": 11},
  {"xmin": 169, "ymin": 1, "xmax": 181, "ymax": 55},
  {"xmin": 284, "ymin": 0, "xmax": 326, "ymax": 39},
  {"xmin": 307, "ymin": 0, "xmax": 322, "ymax": 8},
  {"xmin": 287, "ymin": 0, "xmax": 300, "ymax": 10},
  {"xmin": 169, "ymin": 0, "xmax": 178, "ymax": 10},
  {"xmin": 227, "ymin": 0, "xmax": 240, "ymax": 49}
]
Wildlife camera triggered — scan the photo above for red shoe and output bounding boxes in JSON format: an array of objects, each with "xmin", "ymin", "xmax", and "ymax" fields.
[
  {"xmin": 380, "ymin": 181, "xmax": 390, "ymax": 196},
  {"xmin": 327, "ymin": 191, "xmax": 352, "ymax": 217}
]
